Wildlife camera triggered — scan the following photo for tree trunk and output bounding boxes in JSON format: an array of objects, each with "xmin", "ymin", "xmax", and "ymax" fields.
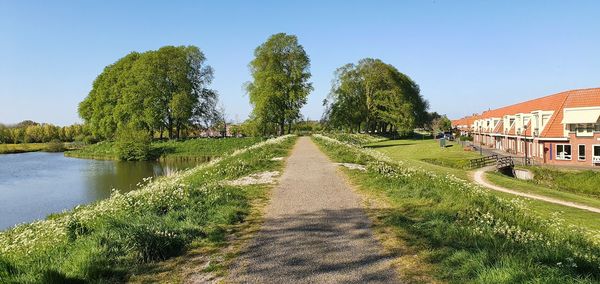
[{"xmin": 278, "ymin": 119, "xmax": 285, "ymax": 136}]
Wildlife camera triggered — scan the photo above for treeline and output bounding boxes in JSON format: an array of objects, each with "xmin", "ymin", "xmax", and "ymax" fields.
[
  {"xmin": 78, "ymin": 45, "xmax": 219, "ymax": 141},
  {"xmin": 322, "ymin": 58, "xmax": 429, "ymax": 135},
  {"xmin": 0, "ymin": 121, "xmax": 86, "ymax": 144}
]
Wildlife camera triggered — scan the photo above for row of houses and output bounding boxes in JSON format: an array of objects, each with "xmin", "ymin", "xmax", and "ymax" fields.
[{"xmin": 452, "ymin": 88, "xmax": 600, "ymax": 167}]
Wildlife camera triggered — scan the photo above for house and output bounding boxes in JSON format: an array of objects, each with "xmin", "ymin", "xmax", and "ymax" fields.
[{"xmin": 452, "ymin": 88, "xmax": 600, "ymax": 167}]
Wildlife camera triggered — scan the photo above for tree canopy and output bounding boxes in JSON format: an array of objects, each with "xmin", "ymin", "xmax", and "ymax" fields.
[
  {"xmin": 323, "ymin": 58, "xmax": 429, "ymax": 135},
  {"xmin": 246, "ymin": 33, "xmax": 313, "ymax": 135},
  {"xmin": 78, "ymin": 45, "xmax": 218, "ymax": 140}
]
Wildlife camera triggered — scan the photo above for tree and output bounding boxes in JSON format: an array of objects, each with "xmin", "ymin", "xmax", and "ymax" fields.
[
  {"xmin": 424, "ymin": 112, "xmax": 442, "ymax": 130},
  {"xmin": 9, "ymin": 128, "xmax": 24, "ymax": 144},
  {"xmin": 323, "ymin": 58, "xmax": 428, "ymax": 135},
  {"xmin": 78, "ymin": 46, "xmax": 218, "ymax": 140},
  {"xmin": 115, "ymin": 125, "xmax": 151, "ymax": 161},
  {"xmin": 432, "ymin": 115, "xmax": 452, "ymax": 133},
  {"xmin": 0, "ymin": 124, "xmax": 8, "ymax": 143},
  {"xmin": 246, "ymin": 33, "xmax": 313, "ymax": 136}
]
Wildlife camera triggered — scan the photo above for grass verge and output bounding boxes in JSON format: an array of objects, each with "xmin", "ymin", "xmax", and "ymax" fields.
[
  {"xmin": 0, "ymin": 135, "xmax": 295, "ymax": 283},
  {"xmin": 313, "ymin": 134, "xmax": 600, "ymax": 283}
]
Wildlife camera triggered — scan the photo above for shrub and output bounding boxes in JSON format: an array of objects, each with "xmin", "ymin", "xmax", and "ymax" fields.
[
  {"xmin": 459, "ymin": 135, "xmax": 473, "ymax": 141},
  {"xmin": 46, "ymin": 139, "xmax": 65, "ymax": 152},
  {"xmin": 115, "ymin": 128, "xmax": 151, "ymax": 161}
]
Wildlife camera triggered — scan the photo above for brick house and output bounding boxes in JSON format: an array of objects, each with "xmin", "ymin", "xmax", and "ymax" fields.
[{"xmin": 452, "ymin": 88, "xmax": 600, "ymax": 167}]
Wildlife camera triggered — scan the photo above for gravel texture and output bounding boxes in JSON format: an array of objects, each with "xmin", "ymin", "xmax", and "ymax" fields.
[
  {"xmin": 226, "ymin": 171, "xmax": 280, "ymax": 186},
  {"xmin": 227, "ymin": 137, "xmax": 398, "ymax": 283}
]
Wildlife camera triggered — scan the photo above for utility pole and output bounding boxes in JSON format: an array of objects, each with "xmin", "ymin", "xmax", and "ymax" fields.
[
  {"xmin": 479, "ymin": 126, "xmax": 483, "ymax": 156},
  {"xmin": 523, "ymin": 125, "xmax": 528, "ymax": 166}
]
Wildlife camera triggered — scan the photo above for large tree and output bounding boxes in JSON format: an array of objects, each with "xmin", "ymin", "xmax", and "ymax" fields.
[
  {"xmin": 79, "ymin": 46, "xmax": 217, "ymax": 140},
  {"xmin": 323, "ymin": 58, "xmax": 429, "ymax": 135},
  {"xmin": 246, "ymin": 33, "xmax": 313, "ymax": 135}
]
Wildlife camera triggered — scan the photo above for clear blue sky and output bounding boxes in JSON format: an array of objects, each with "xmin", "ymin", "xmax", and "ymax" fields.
[{"xmin": 1, "ymin": 0, "xmax": 599, "ymax": 126}]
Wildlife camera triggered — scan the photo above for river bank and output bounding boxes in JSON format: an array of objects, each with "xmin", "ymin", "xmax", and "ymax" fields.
[
  {"xmin": 0, "ymin": 135, "xmax": 295, "ymax": 283},
  {"xmin": 64, "ymin": 137, "xmax": 264, "ymax": 161},
  {"xmin": 0, "ymin": 142, "xmax": 78, "ymax": 154},
  {"xmin": 0, "ymin": 152, "xmax": 199, "ymax": 230}
]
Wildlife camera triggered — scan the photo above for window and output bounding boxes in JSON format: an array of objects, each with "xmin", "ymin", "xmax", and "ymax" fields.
[
  {"xmin": 556, "ymin": 144, "xmax": 572, "ymax": 160},
  {"xmin": 576, "ymin": 124, "xmax": 594, "ymax": 136},
  {"xmin": 542, "ymin": 115, "xmax": 550, "ymax": 127},
  {"xmin": 578, "ymin": 145, "xmax": 586, "ymax": 161},
  {"xmin": 593, "ymin": 145, "xmax": 600, "ymax": 164}
]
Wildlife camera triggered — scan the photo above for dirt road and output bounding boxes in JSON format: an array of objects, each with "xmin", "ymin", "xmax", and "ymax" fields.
[{"xmin": 227, "ymin": 137, "xmax": 398, "ymax": 283}]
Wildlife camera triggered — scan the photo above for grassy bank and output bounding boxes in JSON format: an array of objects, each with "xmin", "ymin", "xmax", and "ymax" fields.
[
  {"xmin": 482, "ymin": 174, "xmax": 600, "ymax": 232},
  {"xmin": 486, "ymin": 172, "xmax": 600, "ymax": 210},
  {"xmin": 525, "ymin": 167, "xmax": 600, "ymax": 198},
  {"xmin": 64, "ymin": 137, "xmax": 264, "ymax": 161},
  {"xmin": 0, "ymin": 142, "xmax": 71, "ymax": 154},
  {"xmin": 313, "ymin": 134, "xmax": 600, "ymax": 283},
  {"xmin": 368, "ymin": 135, "xmax": 600, "ymax": 233},
  {"xmin": 0, "ymin": 135, "xmax": 295, "ymax": 283}
]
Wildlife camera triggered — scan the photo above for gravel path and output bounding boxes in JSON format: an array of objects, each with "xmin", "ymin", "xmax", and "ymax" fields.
[
  {"xmin": 227, "ymin": 137, "xmax": 398, "ymax": 283},
  {"xmin": 473, "ymin": 167, "xmax": 600, "ymax": 214}
]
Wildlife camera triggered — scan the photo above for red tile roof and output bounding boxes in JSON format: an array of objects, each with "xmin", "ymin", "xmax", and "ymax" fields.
[
  {"xmin": 493, "ymin": 120, "xmax": 504, "ymax": 133},
  {"xmin": 563, "ymin": 88, "xmax": 600, "ymax": 108},
  {"xmin": 507, "ymin": 123, "xmax": 516, "ymax": 135},
  {"xmin": 452, "ymin": 115, "xmax": 477, "ymax": 129},
  {"xmin": 454, "ymin": 88, "xmax": 600, "ymax": 138},
  {"xmin": 523, "ymin": 121, "xmax": 532, "ymax": 136}
]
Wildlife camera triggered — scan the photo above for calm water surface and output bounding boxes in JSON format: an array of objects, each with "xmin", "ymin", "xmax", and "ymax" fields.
[{"xmin": 0, "ymin": 152, "xmax": 198, "ymax": 230}]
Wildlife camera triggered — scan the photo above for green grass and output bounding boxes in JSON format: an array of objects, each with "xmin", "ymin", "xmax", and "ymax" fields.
[
  {"xmin": 486, "ymin": 172, "xmax": 600, "ymax": 210},
  {"xmin": 325, "ymin": 133, "xmax": 388, "ymax": 146},
  {"xmin": 0, "ymin": 136, "xmax": 296, "ymax": 283},
  {"xmin": 65, "ymin": 137, "xmax": 264, "ymax": 161},
  {"xmin": 314, "ymin": 134, "xmax": 600, "ymax": 283},
  {"xmin": 366, "ymin": 138, "xmax": 481, "ymax": 177},
  {"xmin": 486, "ymin": 187, "xmax": 600, "ymax": 232},
  {"xmin": 524, "ymin": 166, "xmax": 600, "ymax": 198},
  {"xmin": 367, "ymin": 136, "xmax": 600, "ymax": 232},
  {"xmin": 0, "ymin": 142, "xmax": 71, "ymax": 154}
]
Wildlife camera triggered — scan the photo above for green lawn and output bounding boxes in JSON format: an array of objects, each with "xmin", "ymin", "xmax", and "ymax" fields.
[
  {"xmin": 365, "ymin": 138, "xmax": 481, "ymax": 179},
  {"xmin": 65, "ymin": 137, "xmax": 264, "ymax": 161}
]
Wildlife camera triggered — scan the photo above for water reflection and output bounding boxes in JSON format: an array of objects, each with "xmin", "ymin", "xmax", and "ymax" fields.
[{"xmin": 0, "ymin": 152, "xmax": 198, "ymax": 230}]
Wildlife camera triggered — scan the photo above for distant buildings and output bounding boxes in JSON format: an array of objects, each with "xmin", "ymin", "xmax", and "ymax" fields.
[{"xmin": 452, "ymin": 88, "xmax": 600, "ymax": 167}]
